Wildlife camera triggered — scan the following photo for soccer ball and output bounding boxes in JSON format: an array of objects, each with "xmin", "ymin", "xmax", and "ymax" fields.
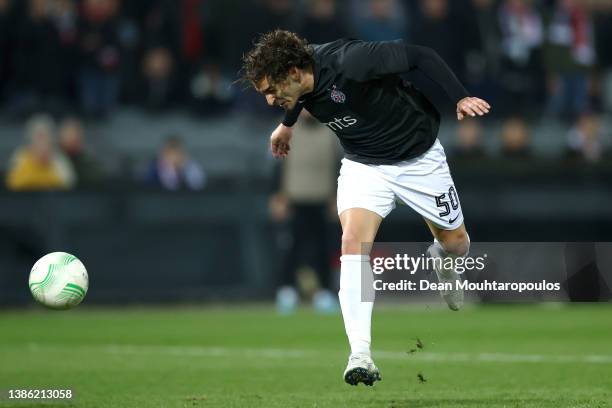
[{"xmin": 29, "ymin": 252, "xmax": 88, "ymax": 310}]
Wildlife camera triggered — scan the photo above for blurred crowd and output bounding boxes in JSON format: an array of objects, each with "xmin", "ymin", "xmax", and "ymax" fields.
[
  {"xmin": 1, "ymin": 0, "xmax": 612, "ymax": 118},
  {"xmin": 1, "ymin": 0, "xmax": 612, "ymax": 192},
  {"xmin": 4, "ymin": 113, "xmax": 206, "ymax": 191},
  {"xmin": 451, "ymin": 113, "xmax": 609, "ymax": 164}
]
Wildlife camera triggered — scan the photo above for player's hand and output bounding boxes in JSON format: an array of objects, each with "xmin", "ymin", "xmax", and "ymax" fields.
[
  {"xmin": 457, "ymin": 97, "xmax": 491, "ymax": 120},
  {"xmin": 270, "ymin": 123, "xmax": 293, "ymax": 158}
]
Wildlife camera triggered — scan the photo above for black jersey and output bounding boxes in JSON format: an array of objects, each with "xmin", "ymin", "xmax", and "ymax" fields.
[{"xmin": 282, "ymin": 39, "xmax": 469, "ymax": 165}]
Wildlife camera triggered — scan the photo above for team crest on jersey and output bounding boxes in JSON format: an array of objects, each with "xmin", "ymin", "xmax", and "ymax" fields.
[{"xmin": 330, "ymin": 85, "xmax": 346, "ymax": 103}]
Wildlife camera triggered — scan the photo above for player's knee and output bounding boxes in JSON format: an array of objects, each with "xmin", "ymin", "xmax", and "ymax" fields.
[
  {"xmin": 439, "ymin": 230, "xmax": 470, "ymax": 257},
  {"xmin": 341, "ymin": 231, "xmax": 366, "ymax": 255}
]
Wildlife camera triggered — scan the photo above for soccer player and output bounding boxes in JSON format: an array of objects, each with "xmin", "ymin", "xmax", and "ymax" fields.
[{"xmin": 242, "ymin": 30, "xmax": 490, "ymax": 386}]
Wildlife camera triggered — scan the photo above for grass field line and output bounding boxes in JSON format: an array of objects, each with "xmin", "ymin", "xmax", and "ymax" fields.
[{"xmin": 24, "ymin": 343, "xmax": 612, "ymax": 364}]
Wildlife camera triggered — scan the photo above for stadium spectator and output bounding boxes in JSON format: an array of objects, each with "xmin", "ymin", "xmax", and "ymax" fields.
[
  {"xmin": 134, "ymin": 1, "xmax": 181, "ymax": 110},
  {"xmin": 6, "ymin": 114, "xmax": 76, "ymax": 191},
  {"xmin": 188, "ymin": 63, "xmax": 235, "ymax": 116},
  {"xmin": 452, "ymin": 119, "xmax": 487, "ymax": 160},
  {"xmin": 270, "ymin": 111, "xmax": 340, "ymax": 314},
  {"xmin": 180, "ymin": 0, "xmax": 204, "ymax": 68},
  {"xmin": 181, "ymin": 1, "xmax": 236, "ymax": 115},
  {"xmin": 144, "ymin": 136, "xmax": 206, "ymax": 191},
  {"xmin": 406, "ymin": 0, "xmax": 472, "ymax": 112},
  {"xmin": 299, "ymin": 0, "xmax": 348, "ymax": 44},
  {"xmin": 351, "ymin": 0, "xmax": 407, "ymax": 41},
  {"xmin": 543, "ymin": 0, "xmax": 595, "ymax": 118},
  {"xmin": 140, "ymin": 0, "xmax": 180, "ymax": 51},
  {"xmin": 9, "ymin": 0, "xmax": 65, "ymax": 117},
  {"xmin": 500, "ymin": 116, "xmax": 532, "ymax": 158},
  {"xmin": 497, "ymin": 0, "xmax": 545, "ymax": 116},
  {"xmin": 566, "ymin": 113, "xmax": 608, "ymax": 163},
  {"xmin": 78, "ymin": 0, "xmax": 122, "ymax": 119},
  {"xmin": 53, "ymin": 0, "xmax": 79, "ymax": 105},
  {"xmin": 592, "ymin": 3, "xmax": 612, "ymax": 113},
  {"xmin": 234, "ymin": 0, "xmax": 299, "ymax": 116},
  {"xmin": 181, "ymin": 0, "xmax": 233, "ymax": 78},
  {"xmin": 58, "ymin": 117, "xmax": 105, "ymax": 186},
  {"xmin": 459, "ymin": 0, "xmax": 502, "ymax": 103},
  {"xmin": 237, "ymin": 0, "xmax": 298, "ymax": 56},
  {"xmin": 0, "ymin": 0, "xmax": 14, "ymax": 100},
  {"xmin": 140, "ymin": 47, "xmax": 177, "ymax": 111},
  {"xmin": 412, "ymin": 0, "xmax": 463, "ymax": 79},
  {"xmin": 110, "ymin": 1, "xmax": 144, "ymax": 105}
]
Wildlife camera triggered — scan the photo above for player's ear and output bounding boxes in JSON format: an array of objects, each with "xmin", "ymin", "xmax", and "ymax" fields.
[
  {"xmin": 251, "ymin": 79, "xmax": 262, "ymax": 93},
  {"xmin": 287, "ymin": 67, "xmax": 300, "ymax": 81}
]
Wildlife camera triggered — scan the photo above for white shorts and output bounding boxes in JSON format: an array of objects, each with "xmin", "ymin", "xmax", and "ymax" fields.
[{"xmin": 337, "ymin": 139, "xmax": 463, "ymax": 230}]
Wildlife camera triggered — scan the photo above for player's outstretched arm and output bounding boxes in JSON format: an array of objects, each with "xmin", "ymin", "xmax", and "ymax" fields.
[
  {"xmin": 456, "ymin": 97, "xmax": 491, "ymax": 121},
  {"xmin": 270, "ymin": 123, "xmax": 293, "ymax": 158},
  {"xmin": 344, "ymin": 40, "xmax": 492, "ymax": 119},
  {"xmin": 344, "ymin": 41, "xmax": 468, "ymax": 101}
]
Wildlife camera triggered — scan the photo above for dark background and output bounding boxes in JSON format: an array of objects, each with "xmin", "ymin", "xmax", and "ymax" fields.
[{"xmin": 0, "ymin": 0, "xmax": 611, "ymax": 304}]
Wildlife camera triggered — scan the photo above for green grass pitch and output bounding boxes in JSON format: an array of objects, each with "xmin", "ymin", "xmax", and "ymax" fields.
[{"xmin": 1, "ymin": 304, "xmax": 611, "ymax": 407}]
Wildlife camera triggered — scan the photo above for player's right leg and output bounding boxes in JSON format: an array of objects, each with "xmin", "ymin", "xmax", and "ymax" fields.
[
  {"xmin": 336, "ymin": 158, "xmax": 396, "ymax": 386},
  {"xmin": 339, "ymin": 208, "xmax": 383, "ymax": 386}
]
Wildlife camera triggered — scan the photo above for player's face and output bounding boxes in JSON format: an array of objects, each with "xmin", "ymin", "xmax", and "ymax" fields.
[{"xmin": 255, "ymin": 75, "xmax": 302, "ymax": 111}]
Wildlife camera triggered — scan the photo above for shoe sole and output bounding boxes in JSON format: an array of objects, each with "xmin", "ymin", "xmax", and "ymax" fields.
[{"xmin": 344, "ymin": 367, "xmax": 382, "ymax": 386}]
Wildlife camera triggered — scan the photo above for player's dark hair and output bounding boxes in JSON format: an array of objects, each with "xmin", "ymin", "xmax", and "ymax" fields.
[{"xmin": 241, "ymin": 30, "xmax": 314, "ymax": 86}]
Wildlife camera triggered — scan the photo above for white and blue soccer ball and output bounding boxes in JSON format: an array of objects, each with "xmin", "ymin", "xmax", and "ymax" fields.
[{"xmin": 28, "ymin": 252, "xmax": 88, "ymax": 310}]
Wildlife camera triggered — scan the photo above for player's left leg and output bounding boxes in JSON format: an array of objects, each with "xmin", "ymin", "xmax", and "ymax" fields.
[
  {"xmin": 387, "ymin": 139, "xmax": 470, "ymax": 310},
  {"xmin": 424, "ymin": 220, "xmax": 470, "ymax": 257},
  {"xmin": 425, "ymin": 220, "xmax": 470, "ymax": 310}
]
